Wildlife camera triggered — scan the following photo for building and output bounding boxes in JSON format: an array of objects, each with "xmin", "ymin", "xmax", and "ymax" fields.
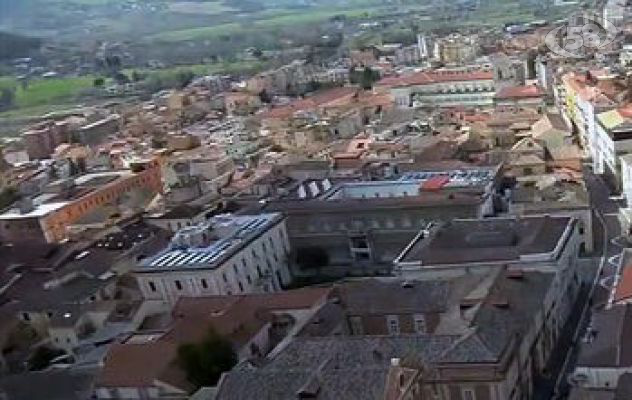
[
  {"xmin": 215, "ymin": 267, "xmax": 580, "ymax": 400},
  {"xmin": 508, "ymin": 180, "xmax": 594, "ymax": 253},
  {"xmin": 94, "ymin": 288, "xmax": 332, "ymax": 400},
  {"xmin": 0, "ymin": 161, "xmax": 162, "ymax": 243},
  {"xmin": 76, "ymin": 114, "xmax": 120, "ymax": 146},
  {"xmin": 559, "ymin": 71, "xmax": 618, "ymax": 157},
  {"xmin": 433, "ymin": 35, "xmax": 478, "ymax": 65},
  {"xmin": 259, "ymin": 166, "xmax": 501, "ymax": 273},
  {"xmin": 494, "ymin": 85, "xmax": 545, "ymax": 108},
  {"xmin": 21, "ymin": 121, "xmax": 71, "ymax": 160},
  {"xmin": 394, "ymin": 215, "xmax": 583, "ymax": 286},
  {"xmin": 134, "ymin": 213, "xmax": 291, "ymax": 304},
  {"xmin": 145, "ymin": 204, "xmax": 211, "ymax": 233},
  {"xmin": 593, "ymin": 107, "xmax": 632, "ymax": 190},
  {"xmin": 377, "ymin": 69, "xmax": 495, "ymax": 108}
]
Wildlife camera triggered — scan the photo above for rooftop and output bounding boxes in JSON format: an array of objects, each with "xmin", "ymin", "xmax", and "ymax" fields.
[
  {"xmin": 378, "ymin": 69, "xmax": 494, "ymax": 88},
  {"xmin": 396, "ymin": 216, "xmax": 573, "ymax": 265},
  {"xmin": 216, "ymin": 269, "xmax": 555, "ymax": 399},
  {"xmin": 0, "ymin": 170, "xmax": 135, "ymax": 220},
  {"xmin": 97, "ymin": 288, "xmax": 331, "ymax": 391},
  {"xmin": 137, "ymin": 213, "xmax": 283, "ymax": 272},
  {"xmin": 495, "ymin": 85, "xmax": 545, "ymax": 99}
]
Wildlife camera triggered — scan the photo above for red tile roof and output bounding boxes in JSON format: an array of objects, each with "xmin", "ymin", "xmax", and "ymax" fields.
[
  {"xmin": 260, "ymin": 87, "xmax": 360, "ymax": 119},
  {"xmin": 377, "ymin": 70, "xmax": 494, "ymax": 88},
  {"xmin": 421, "ymin": 175, "xmax": 451, "ymax": 191},
  {"xmin": 97, "ymin": 288, "xmax": 332, "ymax": 390},
  {"xmin": 615, "ymin": 266, "xmax": 632, "ymax": 303},
  {"xmin": 495, "ymin": 85, "xmax": 544, "ymax": 99}
]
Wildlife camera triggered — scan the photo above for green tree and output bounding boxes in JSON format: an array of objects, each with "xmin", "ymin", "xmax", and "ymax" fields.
[
  {"xmin": 28, "ymin": 346, "xmax": 65, "ymax": 371},
  {"xmin": 0, "ymin": 186, "xmax": 18, "ymax": 210},
  {"xmin": 177, "ymin": 330, "xmax": 237, "ymax": 388}
]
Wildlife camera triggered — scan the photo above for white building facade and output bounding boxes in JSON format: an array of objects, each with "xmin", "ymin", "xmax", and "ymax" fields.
[{"xmin": 135, "ymin": 213, "xmax": 291, "ymax": 304}]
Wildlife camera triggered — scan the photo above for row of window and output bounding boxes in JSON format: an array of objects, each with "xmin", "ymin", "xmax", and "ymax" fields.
[
  {"xmin": 305, "ymin": 217, "xmax": 430, "ymax": 233},
  {"xmin": 349, "ymin": 314, "xmax": 427, "ymax": 335}
]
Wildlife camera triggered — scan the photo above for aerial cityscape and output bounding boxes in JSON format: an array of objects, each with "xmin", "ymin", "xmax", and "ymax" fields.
[{"xmin": 1, "ymin": 0, "xmax": 632, "ymax": 399}]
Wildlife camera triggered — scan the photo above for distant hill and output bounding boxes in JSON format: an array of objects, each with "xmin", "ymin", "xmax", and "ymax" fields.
[{"xmin": 0, "ymin": 31, "xmax": 42, "ymax": 60}]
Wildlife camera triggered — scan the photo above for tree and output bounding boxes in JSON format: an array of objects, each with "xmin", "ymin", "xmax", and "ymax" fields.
[
  {"xmin": 175, "ymin": 70, "xmax": 194, "ymax": 89},
  {"xmin": 177, "ymin": 330, "xmax": 237, "ymax": 388},
  {"xmin": 0, "ymin": 186, "xmax": 18, "ymax": 210},
  {"xmin": 28, "ymin": 346, "xmax": 65, "ymax": 371},
  {"xmin": 350, "ymin": 67, "xmax": 380, "ymax": 90},
  {"xmin": 93, "ymin": 77, "xmax": 105, "ymax": 87},
  {"xmin": 360, "ymin": 67, "xmax": 379, "ymax": 90},
  {"xmin": 258, "ymin": 89, "xmax": 272, "ymax": 103},
  {"xmin": 295, "ymin": 246, "xmax": 329, "ymax": 272},
  {"xmin": 131, "ymin": 70, "xmax": 144, "ymax": 82}
]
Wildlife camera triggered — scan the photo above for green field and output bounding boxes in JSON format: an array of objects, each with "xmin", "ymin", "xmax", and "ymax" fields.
[
  {"xmin": 149, "ymin": 7, "xmax": 382, "ymax": 42},
  {"xmin": 168, "ymin": 1, "xmax": 236, "ymax": 15},
  {"xmin": 0, "ymin": 76, "xmax": 95, "ymax": 109}
]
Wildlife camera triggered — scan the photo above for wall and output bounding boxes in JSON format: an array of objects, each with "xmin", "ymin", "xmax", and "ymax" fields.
[
  {"xmin": 136, "ymin": 220, "xmax": 291, "ymax": 304},
  {"xmin": 41, "ymin": 164, "xmax": 162, "ymax": 242}
]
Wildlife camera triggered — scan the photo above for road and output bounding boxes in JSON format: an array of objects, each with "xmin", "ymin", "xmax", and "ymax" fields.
[{"xmin": 550, "ymin": 166, "xmax": 626, "ymax": 399}]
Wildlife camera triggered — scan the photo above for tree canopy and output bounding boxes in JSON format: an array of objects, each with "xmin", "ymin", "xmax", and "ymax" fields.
[{"xmin": 177, "ymin": 330, "xmax": 237, "ymax": 388}]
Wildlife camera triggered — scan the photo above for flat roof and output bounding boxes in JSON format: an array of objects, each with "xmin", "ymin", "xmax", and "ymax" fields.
[
  {"xmin": 0, "ymin": 201, "xmax": 69, "ymax": 219},
  {"xmin": 397, "ymin": 216, "xmax": 573, "ymax": 265},
  {"xmin": 324, "ymin": 167, "xmax": 497, "ymax": 201},
  {"xmin": 0, "ymin": 171, "xmax": 135, "ymax": 220},
  {"xmin": 137, "ymin": 213, "xmax": 283, "ymax": 272}
]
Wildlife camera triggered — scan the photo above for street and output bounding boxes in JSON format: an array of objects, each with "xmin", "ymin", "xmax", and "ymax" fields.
[{"xmin": 548, "ymin": 166, "xmax": 626, "ymax": 399}]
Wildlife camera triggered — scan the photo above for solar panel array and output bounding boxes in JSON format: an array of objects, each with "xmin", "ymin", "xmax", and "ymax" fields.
[
  {"xmin": 399, "ymin": 169, "xmax": 493, "ymax": 186},
  {"xmin": 143, "ymin": 214, "xmax": 279, "ymax": 270}
]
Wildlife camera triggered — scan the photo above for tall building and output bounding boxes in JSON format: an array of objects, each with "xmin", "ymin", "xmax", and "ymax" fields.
[{"xmin": 134, "ymin": 213, "xmax": 291, "ymax": 304}]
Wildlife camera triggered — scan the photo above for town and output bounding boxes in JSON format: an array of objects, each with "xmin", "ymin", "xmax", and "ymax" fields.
[{"xmin": 1, "ymin": 0, "xmax": 632, "ymax": 400}]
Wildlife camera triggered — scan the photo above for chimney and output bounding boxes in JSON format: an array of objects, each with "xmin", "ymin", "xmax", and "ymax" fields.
[{"xmin": 18, "ymin": 198, "xmax": 35, "ymax": 215}]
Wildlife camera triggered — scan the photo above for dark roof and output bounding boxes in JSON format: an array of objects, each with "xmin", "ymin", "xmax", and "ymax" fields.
[
  {"xmin": 150, "ymin": 204, "xmax": 205, "ymax": 220},
  {"xmin": 398, "ymin": 216, "xmax": 572, "ymax": 265},
  {"xmin": 216, "ymin": 336, "xmax": 462, "ymax": 400},
  {"xmin": 336, "ymin": 279, "xmax": 452, "ymax": 315},
  {"xmin": 217, "ymin": 270, "xmax": 555, "ymax": 399},
  {"xmin": 577, "ymin": 304, "xmax": 632, "ymax": 368}
]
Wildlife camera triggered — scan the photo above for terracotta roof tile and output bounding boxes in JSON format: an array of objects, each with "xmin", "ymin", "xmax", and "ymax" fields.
[
  {"xmin": 615, "ymin": 266, "xmax": 632, "ymax": 303},
  {"xmin": 495, "ymin": 85, "xmax": 544, "ymax": 99}
]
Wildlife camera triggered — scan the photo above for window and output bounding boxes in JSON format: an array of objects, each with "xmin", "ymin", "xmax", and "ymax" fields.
[
  {"xmin": 257, "ymin": 265, "xmax": 262, "ymax": 278},
  {"xmin": 238, "ymin": 282, "xmax": 244, "ymax": 292},
  {"xmin": 175, "ymin": 280, "xmax": 183, "ymax": 290},
  {"xmin": 148, "ymin": 281, "xmax": 157, "ymax": 292},
  {"xmin": 22, "ymin": 313, "xmax": 30, "ymax": 322},
  {"xmin": 350, "ymin": 316, "xmax": 363, "ymax": 335},
  {"xmin": 387, "ymin": 315, "xmax": 400, "ymax": 335},
  {"xmin": 246, "ymin": 275, "xmax": 252, "ymax": 285},
  {"xmin": 413, "ymin": 314, "xmax": 426, "ymax": 334},
  {"xmin": 233, "ymin": 264, "xmax": 239, "ymax": 275},
  {"xmin": 462, "ymin": 388, "xmax": 476, "ymax": 400},
  {"xmin": 222, "ymin": 273, "xmax": 228, "ymax": 283},
  {"xmin": 201, "ymin": 279, "xmax": 208, "ymax": 289}
]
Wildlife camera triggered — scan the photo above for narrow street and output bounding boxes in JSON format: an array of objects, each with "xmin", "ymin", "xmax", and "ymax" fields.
[{"xmin": 548, "ymin": 166, "xmax": 626, "ymax": 399}]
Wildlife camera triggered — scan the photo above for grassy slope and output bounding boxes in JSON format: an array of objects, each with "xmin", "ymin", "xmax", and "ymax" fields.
[
  {"xmin": 148, "ymin": 6, "xmax": 384, "ymax": 42},
  {"xmin": 0, "ymin": 76, "xmax": 94, "ymax": 109}
]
